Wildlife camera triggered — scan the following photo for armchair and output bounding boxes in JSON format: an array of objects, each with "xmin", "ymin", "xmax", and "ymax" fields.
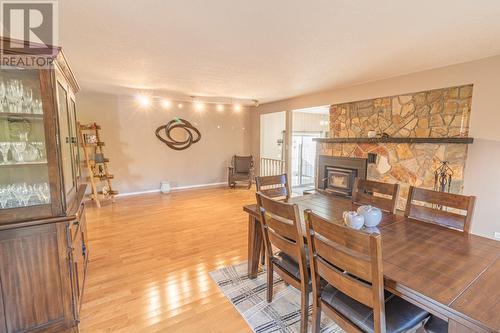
[{"xmin": 228, "ymin": 155, "xmax": 254, "ymax": 189}]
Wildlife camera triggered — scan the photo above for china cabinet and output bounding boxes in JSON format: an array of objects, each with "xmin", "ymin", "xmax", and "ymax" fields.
[{"xmin": 0, "ymin": 38, "xmax": 87, "ymax": 333}]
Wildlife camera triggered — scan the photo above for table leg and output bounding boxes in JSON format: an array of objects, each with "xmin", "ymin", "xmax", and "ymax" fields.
[{"xmin": 247, "ymin": 215, "xmax": 262, "ymax": 279}]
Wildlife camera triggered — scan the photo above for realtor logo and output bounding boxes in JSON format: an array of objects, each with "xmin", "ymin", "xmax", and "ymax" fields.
[{"xmin": 0, "ymin": 0, "xmax": 58, "ymax": 67}]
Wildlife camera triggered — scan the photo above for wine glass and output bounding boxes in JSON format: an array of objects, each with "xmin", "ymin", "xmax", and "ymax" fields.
[
  {"xmin": 22, "ymin": 87, "xmax": 33, "ymax": 113},
  {"xmin": 34, "ymin": 183, "xmax": 50, "ymax": 204},
  {"xmin": 0, "ymin": 142, "xmax": 10, "ymax": 164},
  {"xmin": 32, "ymin": 141, "xmax": 45, "ymax": 160},
  {"xmin": 32, "ymin": 99, "xmax": 43, "ymax": 114},
  {"xmin": 11, "ymin": 183, "xmax": 31, "ymax": 207},
  {"xmin": 11, "ymin": 142, "xmax": 26, "ymax": 162},
  {"xmin": 0, "ymin": 186, "xmax": 11, "ymax": 208},
  {"xmin": 0, "ymin": 80, "xmax": 6, "ymax": 113},
  {"xmin": 7, "ymin": 80, "xmax": 23, "ymax": 113},
  {"xmin": 19, "ymin": 132, "xmax": 28, "ymax": 142}
]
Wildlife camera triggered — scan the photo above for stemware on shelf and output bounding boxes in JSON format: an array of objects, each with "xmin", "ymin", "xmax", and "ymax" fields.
[
  {"xmin": 22, "ymin": 87, "xmax": 33, "ymax": 113},
  {"xmin": 34, "ymin": 182, "xmax": 50, "ymax": 204},
  {"xmin": 0, "ymin": 186, "xmax": 11, "ymax": 208},
  {"xmin": 0, "ymin": 80, "xmax": 6, "ymax": 112},
  {"xmin": 11, "ymin": 142, "xmax": 27, "ymax": 162},
  {"xmin": 0, "ymin": 78, "xmax": 42, "ymax": 114},
  {"xmin": 10, "ymin": 183, "xmax": 31, "ymax": 207},
  {"xmin": 0, "ymin": 182, "xmax": 50, "ymax": 208},
  {"xmin": 0, "ymin": 142, "xmax": 10, "ymax": 164},
  {"xmin": 31, "ymin": 141, "xmax": 45, "ymax": 160}
]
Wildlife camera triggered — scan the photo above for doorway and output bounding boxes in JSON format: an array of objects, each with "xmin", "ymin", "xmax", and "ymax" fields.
[
  {"xmin": 291, "ymin": 106, "xmax": 330, "ymax": 193},
  {"xmin": 291, "ymin": 133, "xmax": 320, "ymax": 187},
  {"xmin": 259, "ymin": 111, "xmax": 286, "ymax": 176}
]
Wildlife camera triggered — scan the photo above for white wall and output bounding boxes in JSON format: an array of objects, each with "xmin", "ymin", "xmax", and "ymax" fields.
[
  {"xmin": 251, "ymin": 55, "xmax": 500, "ymax": 240},
  {"xmin": 260, "ymin": 111, "xmax": 285, "ymax": 160},
  {"xmin": 77, "ymin": 91, "xmax": 251, "ymax": 194}
]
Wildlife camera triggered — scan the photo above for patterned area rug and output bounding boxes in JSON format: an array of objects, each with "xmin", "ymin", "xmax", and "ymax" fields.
[{"xmin": 210, "ymin": 262, "xmax": 344, "ymax": 333}]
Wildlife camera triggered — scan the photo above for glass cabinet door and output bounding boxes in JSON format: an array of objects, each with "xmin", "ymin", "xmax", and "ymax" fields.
[
  {"xmin": 56, "ymin": 82, "xmax": 76, "ymax": 198},
  {"xmin": 68, "ymin": 96, "xmax": 80, "ymax": 179},
  {"xmin": 0, "ymin": 68, "xmax": 51, "ymax": 210}
]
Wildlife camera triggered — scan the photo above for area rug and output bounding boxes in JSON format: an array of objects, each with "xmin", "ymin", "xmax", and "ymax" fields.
[{"xmin": 210, "ymin": 262, "xmax": 344, "ymax": 333}]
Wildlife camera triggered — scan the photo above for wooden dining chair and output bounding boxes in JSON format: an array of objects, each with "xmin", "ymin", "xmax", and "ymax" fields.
[
  {"xmin": 255, "ymin": 174, "xmax": 291, "ymax": 201},
  {"xmin": 405, "ymin": 186, "xmax": 476, "ymax": 233},
  {"xmin": 304, "ymin": 209, "xmax": 429, "ymax": 333},
  {"xmin": 352, "ymin": 178, "xmax": 400, "ymax": 214},
  {"xmin": 255, "ymin": 174, "xmax": 291, "ymax": 265},
  {"xmin": 256, "ymin": 192, "xmax": 310, "ymax": 333}
]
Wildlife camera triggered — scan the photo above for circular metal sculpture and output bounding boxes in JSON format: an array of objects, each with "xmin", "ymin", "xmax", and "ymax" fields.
[{"xmin": 155, "ymin": 118, "xmax": 201, "ymax": 150}]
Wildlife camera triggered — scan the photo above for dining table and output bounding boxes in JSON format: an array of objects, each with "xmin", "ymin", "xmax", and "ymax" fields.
[{"xmin": 243, "ymin": 192, "xmax": 500, "ymax": 333}]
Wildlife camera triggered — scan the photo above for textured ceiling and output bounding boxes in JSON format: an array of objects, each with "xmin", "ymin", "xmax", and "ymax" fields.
[{"xmin": 59, "ymin": 0, "xmax": 500, "ymax": 104}]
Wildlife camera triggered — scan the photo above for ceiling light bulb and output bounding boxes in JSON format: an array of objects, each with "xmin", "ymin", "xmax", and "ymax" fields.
[
  {"xmin": 136, "ymin": 94, "xmax": 151, "ymax": 108},
  {"xmin": 216, "ymin": 104, "xmax": 224, "ymax": 112},
  {"xmin": 194, "ymin": 102, "xmax": 204, "ymax": 111},
  {"xmin": 161, "ymin": 99, "xmax": 172, "ymax": 109},
  {"xmin": 233, "ymin": 104, "xmax": 242, "ymax": 112},
  {"xmin": 177, "ymin": 103, "xmax": 183, "ymax": 109}
]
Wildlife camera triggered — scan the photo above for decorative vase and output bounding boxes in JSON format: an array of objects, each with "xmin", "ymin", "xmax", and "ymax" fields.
[
  {"xmin": 160, "ymin": 181, "xmax": 171, "ymax": 194},
  {"xmin": 343, "ymin": 211, "xmax": 365, "ymax": 230},
  {"xmin": 357, "ymin": 205, "xmax": 382, "ymax": 227}
]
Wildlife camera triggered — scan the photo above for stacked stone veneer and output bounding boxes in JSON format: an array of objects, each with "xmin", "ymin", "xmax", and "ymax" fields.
[{"xmin": 319, "ymin": 85, "xmax": 473, "ymax": 210}]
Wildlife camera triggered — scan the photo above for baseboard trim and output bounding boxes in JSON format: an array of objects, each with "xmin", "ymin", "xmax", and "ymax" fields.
[{"xmin": 116, "ymin": 182, "xmax": 227, "ymax": 197}]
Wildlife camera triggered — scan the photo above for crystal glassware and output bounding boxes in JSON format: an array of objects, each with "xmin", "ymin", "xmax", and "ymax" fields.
[
  {"xmin": 32, "ymin": 99, "xmax": 43, "ymax": 114},
  {"xmin": 0, "ymin": 80, "xmax": 6, "ymax": 113},
  {"xmin": 6, "ymin": 79, "xmax": 23, "ymax": 113},
  {"xmin": 34, "ymin": 183, "xmax": 50, "ymax": 204},
  {"xmin": 11, "ymin": 142, "xmax": 27, "ymax": 162},
  {"xmin": 22, "ymin": 87, "xmax": 33, "ymax": 113},
  {"xmin": 31, "ymin": 141, "xmax": 45, "ymax": 160},
  {"xmin": 11, "ymin": 183, "xmax": 31, "ymax": 207},
  {"xmin": 0, "ymin": 186, "xmax": 11, "ymax": 208},
  {"xmin": 0, "ymin": 142, "xmax": 10, "ymax": 164}
]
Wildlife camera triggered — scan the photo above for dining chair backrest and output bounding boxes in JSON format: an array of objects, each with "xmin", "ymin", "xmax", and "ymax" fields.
[
  {"xmin": 305, "ymin": 210, "xmax": 387, "ymax": 332},
  {"xmin": 256, "ymin": 192, "xmax": 307, "ymax": 277},
  {"xmin": 404, "ymin": 186, "xmax": 476, "ymax": 233},
  {"xmin": 352, "ymin": 178, "xmax": 400, "ymax": 214},
  {"xmin": 255, "ymin": 174, "xmax": 290, "ymax": 201}
]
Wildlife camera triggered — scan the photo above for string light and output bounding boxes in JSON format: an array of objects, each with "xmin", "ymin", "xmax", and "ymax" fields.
[
  {"xmin": 161, "ymin": 99, "xmax": 172, "ymax": 109},
  {"xmin": 136, "ymin": 94, "xmax": 151, "ymax": 108},
  {"xmin": 194, "ymin": 101, "xmax": 204, "ymax": 112},
  {"xmin": 134, "ymin": 93, "xmax": 253, "ymax": 111}
]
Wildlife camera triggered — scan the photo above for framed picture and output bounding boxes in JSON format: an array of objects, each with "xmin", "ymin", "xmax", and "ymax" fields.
[{"xmin": 84, "ymin": 133, "xmax": 98, "ymax": 144}]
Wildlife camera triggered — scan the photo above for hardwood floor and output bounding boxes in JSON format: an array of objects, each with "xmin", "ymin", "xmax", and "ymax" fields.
[{"xmin": 79, "ymin": 186, "xmax": 255, "ymax": 332}]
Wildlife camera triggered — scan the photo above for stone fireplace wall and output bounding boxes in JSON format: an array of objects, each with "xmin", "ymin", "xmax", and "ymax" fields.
[
  {"xmin": 329, "ymin": 85, "xmax": 472, "ymax": 138},
  {"xmin": 319, "ymin": 85, "xmax": 473, "ymax": 210}
]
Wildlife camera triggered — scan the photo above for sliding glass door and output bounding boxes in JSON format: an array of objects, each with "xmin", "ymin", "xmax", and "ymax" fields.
[{"xmin": 291, "ymin": 132, "xmax": 320, "ymax": 187}]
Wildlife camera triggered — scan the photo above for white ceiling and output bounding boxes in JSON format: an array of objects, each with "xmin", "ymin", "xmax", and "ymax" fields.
[{"xmin": 59, "ymin": 0, "xmax": 500, "ymax": 104}]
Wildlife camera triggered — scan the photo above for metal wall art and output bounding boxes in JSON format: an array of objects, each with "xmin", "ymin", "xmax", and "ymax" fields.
[{"xmin": 155, "ymin": 117, "xmax": 201, "ymax": 150}]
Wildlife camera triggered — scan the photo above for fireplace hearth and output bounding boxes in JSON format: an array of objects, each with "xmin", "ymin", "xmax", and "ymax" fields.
[{"xmin": 317, "ymin": 156, "xmax": 367, "ymax": 197}]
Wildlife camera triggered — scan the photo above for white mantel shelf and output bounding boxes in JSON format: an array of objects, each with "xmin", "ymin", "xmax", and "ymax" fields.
[{"xmin": 313, "ymin": 137, "xmax": 474, "ymax": 144}]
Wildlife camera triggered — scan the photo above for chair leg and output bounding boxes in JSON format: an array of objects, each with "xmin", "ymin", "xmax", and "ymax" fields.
[
  {"xmin": 311, "ymin": 297, "xmax": 321, "ymax": 333},
  {"xmin": 300, "ymin": 288, "xmax": 309, "ymax": 333},
  {"xmin": 260, "ymin": 240, "xmax": 265, "ymax": 265},
  {"xmin": 266, "ymin": 261, "xmax": 273, "ymax": 303}
]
